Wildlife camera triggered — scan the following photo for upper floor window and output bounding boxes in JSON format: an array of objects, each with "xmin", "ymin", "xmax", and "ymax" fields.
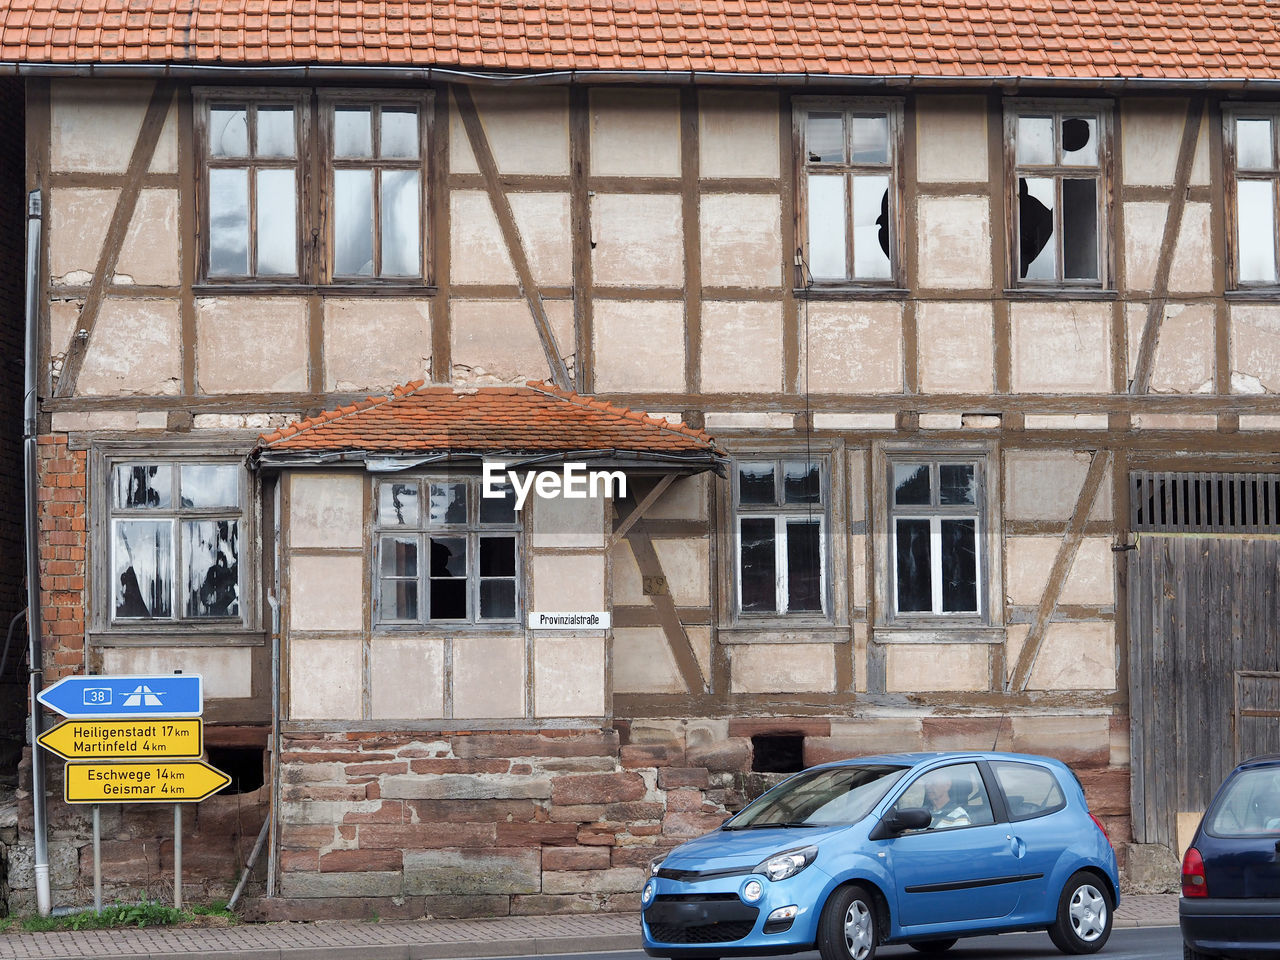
[
  {"xmin": 796, "ymin": 99, "xmax": 901, "ymax": 285},
  {"xmin": 1008, "ymin": 101, "xmax": 1110, "ymax": 286},
  {"xmin": 890, "ymin": 457, "xmax": 983, "ymax": 619},
  {"xmin": 735, "ymin": 458, "xmax": 826, "ymax": 616},
  {"xmin": 1227, "ymin": 108, "xmax": 1280, "ymax": 287}
]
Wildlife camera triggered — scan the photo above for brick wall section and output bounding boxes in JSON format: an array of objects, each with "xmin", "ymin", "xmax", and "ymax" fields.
[{"xmin": 37, "ymin": 435, "xmax": 86, "ymax": 680}]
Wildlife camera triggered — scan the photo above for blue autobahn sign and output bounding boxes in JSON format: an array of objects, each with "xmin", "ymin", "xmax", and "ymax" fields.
[{"xmin": 37, "ymin": 675, "xmax": 203, "ymax": 719}]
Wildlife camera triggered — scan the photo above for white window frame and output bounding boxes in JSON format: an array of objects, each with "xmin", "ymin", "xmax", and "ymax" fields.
[{"xmin": 1225, "ymin": 104, "xmax": 1280, "ymax": 290}]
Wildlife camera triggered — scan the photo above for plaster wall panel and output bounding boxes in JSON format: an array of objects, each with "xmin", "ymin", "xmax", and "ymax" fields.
[
  {"xmin": 652, "ymin": 539, "xmax": 710, "ymax": 607},
  {"xmin": 49, "ymin": 300, "xmax": 83, "ymax": 362},
  {"xmin": 510, "ymin": 192, "xmax": 573, "ymax": 287},
  {"xmin": 102, "ymin": 647, "xmax": 252, "ymax": 700},
  {"xmin": 1122, "ymin": 201, "xmax": 1167, "ymax": 292},
  {"xmin": 453, "ymin": 636, "xmax": 525, "ymax": 718},
  {"xmin": 915, "ymin": 96, "xmax": 989, "ymax": 183},
  {"xmin": 1231, "ymin": 305, "xmax": 1280, "ymax": 393},
  {"xmin": 699, "ymin": 91, "xmax": 780, "ymax": 179},
  {"xmin": 323, "ymin": 299, "xmax": 431, "ymax": 392},
  {"xmin": 532, "ymin": 553, "xmax": 606, "ymax": 612},
  {"xmin": 289, "ymin": 473, "xmax": 364, "ymax": 549},
  {"xmin": 451, "ymin": 191, "xmax": 517, "ymax": 285},
  {"xmin": 49, "ymin": 188, "xmax": 116, "ymax": 283},
  {"xmin": 1009, "ymin": 302, "xmax": 1111, "ymax": 393},
  {"xmin": 534, "ymin": 636, "xmax": 606, "ymax": 716},
  {"xmin": 885, "ymin": 644, "xmax": 988, "ymax": 692},
  {"xmin": 849, "ymin": 450, "xmax": 867, "ymax": 523},
  {"xmin": 288, "ymin": 555, "xmax": 365, "ymax": 632},
  {"xmin": 1024, "ymin": 414, "xmax": 1109, "ymax": 430},
  {"xmin": 815, "ymin": 413, "xmax": 896, "ymax": 430},
  {"xmin": 1027, "ymin": 621, "xmax": 1116, "ymax": 690},
  {"xmin": 1005, "ymin": 536, "xmax": 1116, "ymax": 606},
  {"xmin": 701, "ymin": 301, "xmax": 783, "ymax": 393},
  {"xmin": 1132, "ymin": 413, "xmax": 1217, "ymax": 430},
  {"xmin": 917, "ymin": 196, "xmax": 993, "ymax": 289},
  {"xmin": 917, "ymin": 301, "xmax": 995, "ymax": 393},
  {"xmin": 196, "ymin": 297, "xmax": 308, "ymax": 393},
  {"xmin": 687, "ymin": 625, "xmax": 712, "ymax": 681},
  {"xmin": 700, "ymin": 194, "xmax": 783, "ymax": 288},
  {"xmin": 1004, "ymin": 450, "xmax": 1092, "ymax": 521},
  {"xmin": 51, "ymin": 80, "xmax": 177, "ymax": 174},
  {"xmin": 593, "ymin": 300, "xmax": 686, "ymax": 393},
  {"xmin": 1169, "ymin": 203, "xmax": 1214, "ymax": 294},
  {"xmin": 450, "ymin": 87, "xmax": 571, "ymax": 176},
  {"xmin": 451, "ymin": 299, "xmax": 574, "ymax": 385},
  {"xmin": 370, "ymin": 636, "xmax": 445, "ymax": 719},
  {"xmin": 612, "ymin": 627, "xmax": 683, "ymax": 693},
  {"xmin": 1006, "ymin": 624, "xmax": 1029, "ymax": 682},
  {"xmin": 731, "ymin": 643, "xmax": 835, "ymax": 693},
  {"xmin": 850, "ymin": 533, "xmax": 868, "ymax": 608},
  {"xmin": 803, "ymin": 301, "xmax": 904, "ymax": 394},
  {"xmin": 1120, "ymin": 98, "xmax": 1210, "ymax": 187},
  {"xmin": 590, "ymin": 89, "xmax": 681, "ymax": 178},
  {"xmin": 854, "ymin": 622, "xmax": 868, "ymax": 692},
  {"xmin": 1124, "ymin": 302, "xmax": 1214, "ymax": 394},
  {"xmin": 591, "ymin": 194, "xmax": 684, "ymax": 288},
  {"xmin": 116, "ymin": 189, "xmax": 180, "ymax": 286},
  {"xmin": 531, "ymin": 490, "xmax": 606, "ymax": 549},
  {"xmin": 1059, "ymin": 538, "xmax": 1116, "ymax": 606},
  {"xmin": 289, "ymin": 637, "xmax": 362, "ymax": 720},
  {"xmin": 610, "ymin": 541, "xmax": 646, "ymax": 605},
  {"xmin": 76, "ymin": 299, "xmax": 181, "ymax": 397},
  {"xmin": 646, "ymin": 474, "xmax": 709, "ymax": 521}
]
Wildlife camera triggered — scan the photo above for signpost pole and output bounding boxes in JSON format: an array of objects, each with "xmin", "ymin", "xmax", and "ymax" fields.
[
  {"xmin": 173, "ymin": 804, "xmax": 182, "ymax": 910},
  {"xmin": 92, "ymin": 804, "xmax": 101, "ymax": 913}
]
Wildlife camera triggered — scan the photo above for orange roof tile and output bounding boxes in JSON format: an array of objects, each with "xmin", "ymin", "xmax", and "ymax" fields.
[
  {"xmin": 256, "ymin": 381, "xmax": 723, "ymax": 460},
  {"xmin": 3, "ymin": 0, "xmax": 1280, "ymax": 80}
]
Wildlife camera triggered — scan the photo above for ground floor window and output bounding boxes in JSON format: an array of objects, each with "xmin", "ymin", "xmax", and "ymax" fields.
[{"xmin": 734, "ymin": 458, "xmax": 827, "ymax": 616}]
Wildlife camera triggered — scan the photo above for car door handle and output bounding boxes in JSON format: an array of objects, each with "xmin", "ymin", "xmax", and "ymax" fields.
[{"xmin": 1009, "ymin": 835, "xmax": 1026, "ymax": 858}]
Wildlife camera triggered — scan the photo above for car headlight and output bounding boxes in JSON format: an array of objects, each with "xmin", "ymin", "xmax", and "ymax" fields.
[
  {"xmin": 757, "ymin": 845, "xmax": 818, "ymax": 882},
  {"xmin": 743, "ymin": 879, "xmax": 764, "ymax": 902},
  {"xmin": 648, "ymin": 856, "xmax": 665, "ymax": 877},
  {"xmin": 642, "ymin": 881, "xmax": 656, "ymax": 905}
]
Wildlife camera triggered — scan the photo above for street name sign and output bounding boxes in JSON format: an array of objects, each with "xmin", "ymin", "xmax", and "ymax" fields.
[
  {"xmin": 38, "ymin": 675, "xmax": 203, "ymax": 719},
  {"xmin": 64, "ymin": 760, "xmax": 231, "ymax": 803},
  {"xmin": 37, "ymin": 719, "xmax": 203, "ymax": 761}
]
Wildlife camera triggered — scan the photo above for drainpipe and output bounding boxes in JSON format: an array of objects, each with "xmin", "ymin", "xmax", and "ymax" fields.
[
  {"xmin": 265, "ymin": 474, "xmax": 282, "ymax": 897},
  {"xmin": 24, "ymin": 189, "xmax": 51, "ymax": 916}
]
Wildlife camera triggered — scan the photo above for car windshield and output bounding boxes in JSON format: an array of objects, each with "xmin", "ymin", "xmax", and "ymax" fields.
[
  {"xmin": 723, "ymin": 764, "xmax": 907, "ymax": 829},
  {"xmin": 1207, "ymin": 766, "xmax": 1280, "ymax": 837}
]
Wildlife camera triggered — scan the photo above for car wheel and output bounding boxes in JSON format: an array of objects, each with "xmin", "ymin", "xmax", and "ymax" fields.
[
  {"xmin": 818, "ymin": 884, "xmax": 879, "ymax": 960},
  {"xmin": 908, "ymin": 939, "xmax": 958, "ymax": 954},
  {"xmin": 1183, "ymin": 946, "xmax": 1213, "ymax": 960},
  {"xmin": 1047, "ymin": 871, "xmax": 1113, "ymax": 955}
]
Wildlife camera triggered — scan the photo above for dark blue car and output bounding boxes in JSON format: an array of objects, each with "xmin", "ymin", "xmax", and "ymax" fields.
[
  {"xmin": 642, "ymin": 751, "xmax": 1118, "ymax": 960},
  {"xmin": 1181, "ymin": 755, "xmax": 1280, "ymax": 959}
]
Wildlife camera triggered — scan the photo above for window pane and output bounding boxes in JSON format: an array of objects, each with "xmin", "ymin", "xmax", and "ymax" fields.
[
  {"xmin": 1238, "ymin": 179, "xmax": 1279, "ymax": 283},
  {"xmin": 334, "ymin": 168, "xmax": 375, "ymax": 276},
  {"xmin": 807, "ymin": 174, "xmax": 847, "ymax": 279},
  {"xmin": 738, "ymin": 462, "xmax": 776, "ymax": 505},
  {"xmin": 210, "ymin": 106, "xmax": 249, "ymax": 157},
  {"xmin": 480, "ymin": 536, "xmax": 516, "ymax": 577},
  {"xmin": 430, "ymin": 579, "xmax": 467, "ymax": 620},
  {"xmin": 256, "ymin": 106, "xmax": 295, "ymax": 157},
  {"xmin": 941, "ymin": 518, "xmax": 978, "ymax": 613},
  {"xmin": 379, "ymin": 482, "xmax": 421, "ymax": 527},
  {"xmin": 1060, "ymin": 116, "xmax": 1098, "ymax": 166},
  {"xmin": 429, "ymin": 483, "xmax": 467, "ymax": 524},
  {"xmin": 1062, "ymin": 178, "xmax": 1098, "ymax": 280},
  {"xmin": 381, "ymin": 107, "xmax": 419, "ymax": 158},
  {"xmin": 893, "ymin": 463, "xmax": 930, "ymax": 505},
  {"xmin": 114, "ymin": 463, "xmax": 172, "ymax": 509},
  {"xmin": 991, "ymin": 761, "xmax": 1065, "ymax": 820},
  {"xmin": 479, "ymin": 484, "xmax": 516, "ymax": 524},
  {"xmin": 380, "ymin": 537, "xmax": 418, "ymax": 577},
  {"xmin": 852, "ymin": 174, "xmax": 891, "ymax": 279},
  {"xmin": 786, "ymin": 520, "xmax": 822, "ymax": 612},
  {"xmin": 182, "ymin": 520, "xmax": 240, "ymax": 618},
  {"xmin": 381, "ymin": 169, "xmax": 421, "ymax": 277},
  {"xmin": 179, "ymin": 464, "xmax": 239, "ymax": 508},
  {"xmin": 783, "ymin": 461, "xmax": 820, "ymax": 504},
  {"xmin": 894, "ymin": 518, "xmax": 931, "ymax": 613},
  {"xmin": 480, "ymin": 579, "xmax": 516, "ymax": 620},
  {"xmin": 255, "ymin": 169, "xmax": 298, "ymax": 276},
  {"xmin": 1019, "ymin": 176, "xmax": 1057, "ymax": 280},
  {"xmin": 381, "ymin": 579, "xmax": 419, "ymax": 620},
  {"xmin": 1237, "ymin": 118, "xmax": 1274, "ymax": 171},
  {"xmin": 939, "ymin": 464, "xmax": 976, "ymax": 505},
  {"xmin": 740, "ymin": 517, "xmax": 777, "ymax": 613},
  {"xmin": 114, "ymin": 519, "xmax": 174, "ymax": 619},
  {"xmin": 208, "ymin": 168, "xmax": 249, "ymax": 276},
  {"xmin": 430, "ymin": 536, "xmax": 467, "ymax": 577},
  {"xmin": 1016, "ymin": 115, "xmax": 1054, "ymax": 165},
  {"xmin": 850, "ymin": 115, "xmax": 889, "ymax": 163},
  {"xmin": 806, "ymin": 112, "xmax": 844, "ymax": 162},
  {"xmin": 334, "ymin": 107, "xmax": 373, "ymax": 158}
]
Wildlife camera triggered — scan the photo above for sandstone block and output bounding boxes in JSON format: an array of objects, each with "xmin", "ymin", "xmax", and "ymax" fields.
[
  {"xmin": 496, "ymin": 822, "xmax": 581, "ymax": 846},
  {"xmin": 542, "ymin": 867, "xmax": 646, "ymax": 895},
  {"xmin": 381, "ymin": 775, "xmax": 552, "ymax": 800},
  {"xmin": 543, "ymin": 846, "xmax": 611, "ymax": 871},
  {"xmin": 319, "ymin": 849, "xmax": 403, "ymax": 873},
  {"xmin": 278, "ymin": 870, "xmax": 403, "ymax": 898},
  {"xmin": 551, "ymin": 772, "xmax": 646, "ymax": 805},
  {"xmin": 621, "ymin": 743, "xmax": 684, "ymax": 768},
  {"xmin": 404, "ymin": 848, "xmax": 541, "ymax": 895},
  {"xmin": 357, "ymin": 823, "xmax": 497, "ymax": 849},
  {"xmin": 604, "ymin": 802, "xmax": 666, "ymax": 822},
  {"xmin": 663, "ymin": 812, "xmax": 728, "ymax": 838},
  {"xmin": 658, "ymin": 767, "xmax": 710, "ymax": 790},
  {"xmin": 685, "ymin": 738, "xmax": 752, "ymax": 773}
]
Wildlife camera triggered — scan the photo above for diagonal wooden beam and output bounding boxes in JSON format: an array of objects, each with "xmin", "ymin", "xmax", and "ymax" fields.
[
  {"xmin": 1008, "ymin": 450, "xmax": 1111, "ymax": 692},
  {"xmin": 607, "ymin": 474, "xmax": 675, "ymax": 551},
  {"xmin": 55, "ymin": 82, "xmax": 175, "ymax": 398},
  {"xmin": 453, "ymin": 86, "xmax": 572, "ymax": 390},
  {"xmin": 1129, "ymin": 97, "xmax": 1204, "ymax": 395}
]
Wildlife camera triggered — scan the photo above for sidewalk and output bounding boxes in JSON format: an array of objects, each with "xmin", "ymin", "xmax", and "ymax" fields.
[{"xmin": 0, "ymin": 895, "xmax": 1180, "ymax": 960}]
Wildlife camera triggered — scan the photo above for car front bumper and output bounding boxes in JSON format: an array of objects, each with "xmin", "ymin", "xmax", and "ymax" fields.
[{"xmin": 1180, "ymin": 897, "xmax": 1280, "ymax": 957}]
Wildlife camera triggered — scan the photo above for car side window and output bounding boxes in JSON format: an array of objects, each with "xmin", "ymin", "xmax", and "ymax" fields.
[
  {"xmin": 894, "ymin": 762, "xmax": 996, "ymax": 831},
  {"xmin": 991, "ymin": 760, "xmax": 1067, "ymax": 821}
]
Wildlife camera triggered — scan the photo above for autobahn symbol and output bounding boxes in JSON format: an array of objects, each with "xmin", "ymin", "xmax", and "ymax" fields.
[
  {"xmin": 64, "ymin": 760, "xmax": 231, "ymax": 804},
  {"xmin": 37, "ymin": 675, "xmax": 202, "ymax": 719},
  {"xmin": 37, "ymin": 718, "xmax": 203, "ymax": 761}
]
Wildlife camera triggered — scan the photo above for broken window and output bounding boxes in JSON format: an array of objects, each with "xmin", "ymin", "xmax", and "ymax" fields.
[
  {"xmin": 889, "ymin": 458, "xmax": 983, "ymax": 618},
  {"xmin": 109, "ymin": 461, "xmax": 243, "ymax": 623},
  {"xmin": 797, "ymin": 100, "xmax": 900, "ymax": 284},
  {"xmin": 375, "ymin": 477, "xmax": 520, "ymax": 626},
  {"xmin": 1227, "ymin": 111, "xmax": 1280, "ymax": 286},
  {"xmin": 735, "ymin": 459, "xmax": 827, "ymax": 616},
  {"xmin": 1010, "ymin": 103, "xmax": 1108, "ymax": 285}
]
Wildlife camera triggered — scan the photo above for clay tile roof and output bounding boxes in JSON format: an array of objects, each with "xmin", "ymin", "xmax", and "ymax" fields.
[
  {"xmin": 4, "ymin": 0, "xmax": 1280, "ymax": 81},
  {"xmin": 255, "ymin": 380, "xmax": 723, "ymax": 460}
]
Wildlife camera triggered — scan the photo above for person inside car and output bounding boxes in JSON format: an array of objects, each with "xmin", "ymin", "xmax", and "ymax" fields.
[{"xmin": 923, "ymin": 772, "xmax": 972, "ymax": 829}]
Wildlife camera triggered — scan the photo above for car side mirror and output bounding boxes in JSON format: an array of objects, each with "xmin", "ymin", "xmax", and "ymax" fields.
[{"xmin": 870, "ymin": 807, "xmax": 931, "ymax": 840}]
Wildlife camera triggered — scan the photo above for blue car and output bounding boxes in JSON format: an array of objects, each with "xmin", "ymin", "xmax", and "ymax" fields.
[{"xmin": 642, "ymin": 751, "xmax": 1118, "ymax": 960}]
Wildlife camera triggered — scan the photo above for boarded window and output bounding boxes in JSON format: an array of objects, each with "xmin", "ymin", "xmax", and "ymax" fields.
[
  {"xmin": 735, "ymin": 459, "xmax": 827, "ymax": 616},
  {"xmin": 1229, "ymin": 113, "xmax": 1280, "ymax": 286}
]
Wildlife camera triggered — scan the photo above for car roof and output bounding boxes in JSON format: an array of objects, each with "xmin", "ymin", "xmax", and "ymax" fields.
[
  {"xmin": 811, "ymin": 750, "xmax": 1070, "ymax": 770},
  {"xmin": 1233, "ymin": 754, "xmax": 1280, "ymax": 771}
]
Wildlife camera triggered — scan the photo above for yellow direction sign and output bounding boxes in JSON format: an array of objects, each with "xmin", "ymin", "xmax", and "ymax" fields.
[
  {"xmin": 38, "ymin": 719, "xmax": 202, "ymax": 761},
  {"xmin": 64, "ymin": 760, "xmax": 231, "ymax": 804}
]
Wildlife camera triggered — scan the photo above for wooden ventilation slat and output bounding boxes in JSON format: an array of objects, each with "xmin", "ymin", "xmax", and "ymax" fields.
[{"xmin": 1131, "ymin": 471, "xmax": 1280, "ymax": 533}]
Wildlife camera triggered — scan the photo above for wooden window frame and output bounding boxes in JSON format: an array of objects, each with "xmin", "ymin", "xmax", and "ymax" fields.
[
  {"xmin": 793, "ymin": 96, "xmax": 906, "ymax": 290},
  {"xmin": 1004, "ymin": 98, "xmax": 1115, "ymax": 291},
  {"xmin": 1224, "ymin": 103, "xmax": 1280, "ymax": 293}
]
